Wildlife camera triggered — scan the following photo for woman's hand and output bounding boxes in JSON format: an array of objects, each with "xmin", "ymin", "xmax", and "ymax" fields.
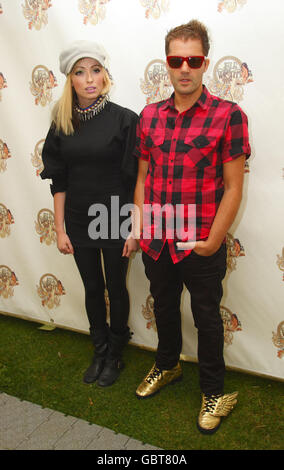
[
  {"xmin": 56, "ymin": 231, "xmax": 74, "ymax": 255},
  {"xmin": 122, "ymin": 237, "xmax": 140, "ymax": 258}
]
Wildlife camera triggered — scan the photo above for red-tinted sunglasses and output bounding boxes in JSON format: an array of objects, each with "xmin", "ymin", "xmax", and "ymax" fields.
[{"xmin": 167, "ymin": 55, "xmax": 205, "ymax": 69}]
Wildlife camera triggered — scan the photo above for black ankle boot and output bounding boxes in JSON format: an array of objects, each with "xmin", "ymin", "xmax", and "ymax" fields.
[
  {"xmin": 83, "ymin": 328, "xmax": 108, "ymax": 384},
  {"xmin": 97, "ymin": 328, "xmax": 130, "ymax": 387}
]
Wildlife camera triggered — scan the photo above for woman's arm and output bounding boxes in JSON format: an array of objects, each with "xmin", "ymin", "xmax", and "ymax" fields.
[{"xmin": 54, "ymin": 192, "xmax": 74, "ymax": 255}]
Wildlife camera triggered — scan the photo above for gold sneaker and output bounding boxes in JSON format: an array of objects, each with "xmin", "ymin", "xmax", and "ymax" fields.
[
  {"xmin": 197, "ymin": 391, "xmax": 238, "ymax": 434},
  {"xmin": 136, "ymin": 363, "xmax": 182, "ymax": 399}
]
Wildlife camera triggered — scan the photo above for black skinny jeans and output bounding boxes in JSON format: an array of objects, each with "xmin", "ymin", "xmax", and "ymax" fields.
[
  {"xmin": 142, "ymin": 242, "xmax": 227, "ymax": 395},
  {"xmin": 73, "ymin": 246, "xmax": 129, "ymax": 337}
]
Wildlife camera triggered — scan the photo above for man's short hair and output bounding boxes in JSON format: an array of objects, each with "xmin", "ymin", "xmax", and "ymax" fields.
[{"xmin": 165, "ymin": 20, "xmax": 210, "ymax": 56}]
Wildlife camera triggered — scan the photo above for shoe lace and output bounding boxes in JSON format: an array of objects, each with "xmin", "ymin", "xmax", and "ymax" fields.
[
  {"xmin": 146, "ymin": 367, "xmax": 162, "ymax": 384},
  {"xmin": 203, "ymin": 394, "xmax": 222, "ymax": 413}
]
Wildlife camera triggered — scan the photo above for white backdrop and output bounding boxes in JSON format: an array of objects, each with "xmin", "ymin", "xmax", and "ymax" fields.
[{"xmin": 0, "ymin": 0, "xmax": 283, "ymax": 381}]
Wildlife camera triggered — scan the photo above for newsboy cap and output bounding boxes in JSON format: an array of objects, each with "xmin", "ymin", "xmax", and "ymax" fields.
[{"xmin": 59, "ymin": 40, "xmax": 107, "ymax": 75}]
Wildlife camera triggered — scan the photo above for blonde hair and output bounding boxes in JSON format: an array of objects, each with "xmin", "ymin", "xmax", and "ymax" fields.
[{"xmin": 53, "ymin": 67, "xmax": 112, "ymax": 136}]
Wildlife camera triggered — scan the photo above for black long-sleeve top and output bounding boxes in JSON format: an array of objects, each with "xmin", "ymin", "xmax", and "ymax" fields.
[{"xmin": 40, "ymin": 101, "xmax": 138, "ymax": 247}]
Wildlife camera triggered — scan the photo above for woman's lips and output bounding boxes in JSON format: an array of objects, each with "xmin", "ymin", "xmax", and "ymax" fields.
[{"xmin": 86, "ymin": 87, "xmax": 96, "ymax": 92}]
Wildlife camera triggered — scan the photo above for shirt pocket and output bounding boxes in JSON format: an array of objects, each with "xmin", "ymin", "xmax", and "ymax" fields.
[
  {"xmin": 145, "ymin": 132, "xmax": 165, "ymax": 166},
  {"xmin": 183, "ymin": 134, "xmax": 218, "ymax": 168}
]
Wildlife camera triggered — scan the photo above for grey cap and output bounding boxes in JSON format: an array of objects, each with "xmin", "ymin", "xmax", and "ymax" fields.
[{"xmin": 59, "ymin": 40, "xmax": 107, "ymax": 75}]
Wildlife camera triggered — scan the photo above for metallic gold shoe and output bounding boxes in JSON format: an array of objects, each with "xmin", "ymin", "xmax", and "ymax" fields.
[
  {"xmin": 197, "ymin": 391, "xmax": 238, "ymax": 434},
  {"xmin": 136, "ymin": 363, "xmax": 182, "ymax": 399}
]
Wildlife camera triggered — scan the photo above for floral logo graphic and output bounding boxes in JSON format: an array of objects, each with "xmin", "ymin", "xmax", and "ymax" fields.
[
  {"xmin": 220, "ymin": 306, "xmax": 242, "ymax": 346},
  {"xmin": 226, "ymin": 233, "xmax": 245, "ymax": 273},
  {"xmin": 78, "ymin": 0, "xmax": 111, "ymax": 26},
  {"xmin": 218, "ymin": 0, "xmax": 247, "ymax": 13},
  {"xmin": 0, "ymin": 204, "xmax": 14, "ymax": 238},
  {"xmin": 22, "ymin": 0, "xmax": 52, "ymax": 30},
  {"xmin": 0, "ymin": 72, "xmax": 7, "ymax": 102},
  {"xmin": 0, "ymin": 140, "xmax": 11, "ymax": 173},
  {"xmin": 0, "ymin": 266, "xmax": 19, "ymax": 299},
  {"xmin": 142, "ymin": 294, "xmax": 156, "ymax": 331},
  {"xmin": 30, "ymin": 65, "xmax": 57, "ymax": 106},
  {"xmin": 272, "ymin": 321, "xmax": 284, "ymax": 359},
  {"xmin": 140, "ymin": 59, "xmax": 172, "ymax": 104},
  {"xmin": 37, "ymin": 273, "xmax": 65, "ymax": 309},
  {"xmin": 140, "ymin": 0, "xmax": 169, "ymax": 19},
  {"xmin": 276, "ymin": 248, "xmax": 284, "ymax": 281},
  {"xmin": 31, "ymin": 138, "xmax": 45, "ymax": 176},
  {"xmin": 35, "ymin": 209, "xmax": 56, "ymax": 245},
  {"xmin": 207, "ymin": 56, "xmax": 253, "ymax": 102}
]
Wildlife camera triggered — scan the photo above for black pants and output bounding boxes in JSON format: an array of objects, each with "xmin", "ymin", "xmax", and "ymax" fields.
[
  {"xmin": 73, "ymin": 246, "xmax": 129, "ymax": 336},
  {"xmin": 142, "ymin": 242, "xmax": 227, "ymax": 395}
]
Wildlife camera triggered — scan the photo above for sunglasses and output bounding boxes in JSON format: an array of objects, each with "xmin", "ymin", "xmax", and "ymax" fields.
[{"xmin": 167, "ymin": 55, "xmax": 205, "ymax": 69}]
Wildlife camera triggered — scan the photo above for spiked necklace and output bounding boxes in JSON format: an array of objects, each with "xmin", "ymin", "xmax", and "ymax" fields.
[{"xmin": 74, "ymin": 94, "xmax": 109, "ymax": 121}]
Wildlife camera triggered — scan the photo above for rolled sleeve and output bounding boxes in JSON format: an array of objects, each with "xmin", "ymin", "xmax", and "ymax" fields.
[
  {"xmin": 40, "ymin": 126, "xmax": 68, "ymax": 196},
  {"xmin": 133, "ymin": 113, "xmax": 150, "ymax": 162},
  {"xmin": 221, "ymin": 106, "xmax": 251, "ymax": 163}
]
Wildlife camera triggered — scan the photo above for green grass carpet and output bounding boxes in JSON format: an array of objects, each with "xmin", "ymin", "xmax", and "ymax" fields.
[{"xmin": 0, "ymin": 314, "xmax": 283, "ymax": 450}]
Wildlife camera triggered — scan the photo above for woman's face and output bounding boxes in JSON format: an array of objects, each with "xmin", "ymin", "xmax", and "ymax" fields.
[{"xmin": 71, "ymin": 57, "xmax": 105, "ymax": 108}]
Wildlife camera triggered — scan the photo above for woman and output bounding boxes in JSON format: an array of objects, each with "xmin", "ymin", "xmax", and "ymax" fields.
[{"xmin": 41, "ymin": 40, "xmax": 139, "ymax": 387}]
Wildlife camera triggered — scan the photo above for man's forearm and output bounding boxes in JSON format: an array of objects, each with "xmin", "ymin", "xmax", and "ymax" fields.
[
  {"xmin": 206, "ymin": 185, "xmax": 243, "ymax": 251},
  {"xmin": 133, "ymin": 181, "xmax": 145, "ymax": 238}
]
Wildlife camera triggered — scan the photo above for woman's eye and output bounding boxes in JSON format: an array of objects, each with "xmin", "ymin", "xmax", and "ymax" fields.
[
  {"xmin": 93, "ymin": 68, "xmax": 101, "ymax": 73},
  {"xmin": 75, "ymin": 70, "xmax": 83, "ymax": 76}
]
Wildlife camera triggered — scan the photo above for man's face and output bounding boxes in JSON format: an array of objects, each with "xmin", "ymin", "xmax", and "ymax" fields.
[{"xmin": 166, "ymin": 38, "xmax": 209, "ymax": 99}]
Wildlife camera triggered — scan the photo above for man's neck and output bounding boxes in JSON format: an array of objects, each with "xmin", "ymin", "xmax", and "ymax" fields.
[{"xmin": 174, "ymin": 86, "xmax": 203, "ymax": 113}]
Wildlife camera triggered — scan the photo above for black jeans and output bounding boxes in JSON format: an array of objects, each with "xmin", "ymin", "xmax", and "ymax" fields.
[
  {"xmin": 73, "ymin": 246, "xmax": 129, "ymax": 336},
  {"xmin": 142, "ymin": 242, "xmax": 227, "ymax": 395}
]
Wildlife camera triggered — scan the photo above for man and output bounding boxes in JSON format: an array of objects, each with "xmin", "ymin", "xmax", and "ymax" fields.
[{"xmin": 133, "ymin": 20, "xmax": 250, "ymax": 434}]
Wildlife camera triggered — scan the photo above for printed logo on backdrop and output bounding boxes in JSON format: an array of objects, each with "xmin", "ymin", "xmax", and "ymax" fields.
[
  {"xmin": 37, "ymin": 274, "xmax": 65, "ymax": 311},
  {"xmin": 244, "ymin": 160, "xmax": 250, "ymax": 173},
  {"xmin": 0, "ymin": 4, "xmax": 3, "ymax": 14},
  {"xmin": 22, "ymin": 0, "xmax": 52, "ymax": 30},
  {"xmin": 218, "ymin": 0, "xmax": 247, "ymax": 13},
  {"xmin": 276, "ymin": 248, "xmax": 284, "ymax": 282},
  {"xmin": 140, "ymin": 0, "xmax": 170, "ymax": 19},
  {"xmin": 0, "ymin": 266, "xmax": 19, "ymax": 299},
  {"xmin": 140, "ymin": 59, "xmax": 172, "ymax": 104},
  {"xmin": 0, "ymin": 140, "xmax": 11, "ymax": 173},
  {"xmin": 31, "ymin": 138, "xmax": 45, "ymax": 176},
  {"xmin": 30, "ymin": 65, "xmax": 57, "ymax": 106},
  {"xmin": 226, "ymin": 233, "xmax": 245, "ymax": 273},
  {"xmin": 220, "ymin": 306, "xmax": 242, "ymax": 346},
  {"xmin": 0, "ymin": 73, "xmax": 7, "ymax": 102},
  {"xmin": 272, "ymin": 321, "xmax": 284, "ymax": 359},
  {"xmin": 35, "ymin": 209, "xmax": 56, "ymax": 245},
  {"xmin": 207, "ymin": 56, "xmax": 253, "ymax": 102},
  {"xmin": 142, "ymin": 294, "xmax": 156, "ymax": 331},
  {"xmin": 79, "ymin": 0, "xmax": 111, "ymax": 26},
  {"xmin": 0, "ymin": 204, "xmax": 14, "ymax": 238}
]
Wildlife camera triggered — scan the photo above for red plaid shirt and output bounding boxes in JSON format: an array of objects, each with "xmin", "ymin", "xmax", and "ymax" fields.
[{"xmin": 134, "ymin": 86, "xmax": 251, "ymax": 263}]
